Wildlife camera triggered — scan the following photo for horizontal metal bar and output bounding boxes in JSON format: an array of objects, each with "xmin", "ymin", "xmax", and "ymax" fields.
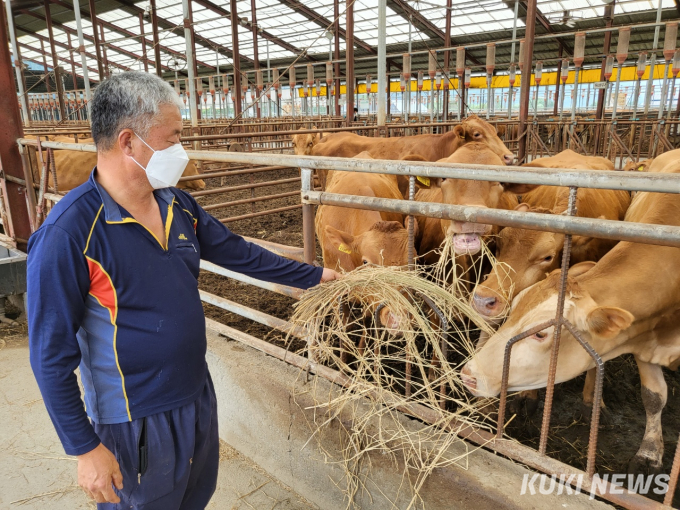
[
  {"xmin": 203, "ymin": 191, "xmax": 299, "ymax": 211},
  {"xmin": 190, "ymin": 177, "xmax": 299, "ymax": 194},
  {"xmin": 240, "ymin": 237, "xmax": 304, "ymax": 262},
  {"xmin": 304, "ymin": 191, "xmax": 680, "ymax": 248},
  {"xmin": 180, "ymin": 165, "xmax": 292, "ymax": 182},
  {"xmin": 204, "ymin": 317, "xmax": 668, "ymax": 510},
  {"xmin": 200, "ymin": 290, "xmax": 305, "ymax": 337},
  {"xmin": 199, "ymin": 259, "xmax": 304, "ymax": 299},
  {"xmin": 22, "ymin": 139, "xmax": 680, "ymax": 194},
  {"xmin": 219, "ymin": 204, "xmax": 302, "ymax": 223}
]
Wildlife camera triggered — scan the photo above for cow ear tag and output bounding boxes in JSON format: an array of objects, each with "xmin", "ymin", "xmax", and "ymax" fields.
[
  {"xmin": 417, "ymin": 176, "xmax": 430, "ymax": 186},
  {"xmin": 637, "ymin": 165, "xmax": 645, "ymax": 171},
  {"xmin": 338, "ymin": 243, "xmax": 352, "ymax": 254}
]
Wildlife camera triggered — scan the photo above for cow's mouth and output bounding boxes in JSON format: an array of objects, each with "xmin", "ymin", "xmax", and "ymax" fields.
[{"xmin": 453, "ymin": 233, "xmax": 482, "ymax": 254}]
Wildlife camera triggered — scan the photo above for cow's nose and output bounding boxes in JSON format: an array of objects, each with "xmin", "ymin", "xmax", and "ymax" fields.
[
  {"xmin": 460, "ymin": 365, "xmax": 477, "ymax": 390},
  {"xmin": 503, "ymin": 154, "xmax": 516, "ymax": 165},
  {"xmin": 472, "ymin": 293, "xmax": 503, "ymax": 317}
]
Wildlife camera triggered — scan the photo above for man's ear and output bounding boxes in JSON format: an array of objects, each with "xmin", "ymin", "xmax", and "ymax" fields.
[
  {"xmin": 586, "ymin": 307, "xmax": 634, "ymax": 338},
  {"xmin": 118, "ymin": 129, "xmax": 135, "ymax": 155},
  {"xmin": 325, "ymin": 225, "xmax": 355, "ymax": 255},
  {"xmin": 502, "ymin": 182, "xmax": 540, "ymax": 194},
  {"xmin": 453, "ymin": 124, "xmax": 466, "ymax": 140}
]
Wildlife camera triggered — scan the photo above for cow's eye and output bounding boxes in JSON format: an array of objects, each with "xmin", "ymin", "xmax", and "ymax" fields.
[
  {"xmin": 533, "ymin": 331, "xmax": 548, "ymax": 340},
  {"xmin": 362, "ymin": 259, "xmax": 369, "ymax": 265},
  {"xmin": 474, "ymin": 132, "xmax": 482, "ymax": 138},
  {"xmin": 308, "ymin": 142, "xmax": 313, "ymax": 147},
  {"xmin": 542, "ymin": 255, "xmax": 553, "ymax": 263}
]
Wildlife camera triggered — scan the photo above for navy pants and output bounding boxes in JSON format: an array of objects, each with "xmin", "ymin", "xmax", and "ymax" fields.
[{"xmin": 94, "ymin": 375, "xmax": 219, "ymax": 510}]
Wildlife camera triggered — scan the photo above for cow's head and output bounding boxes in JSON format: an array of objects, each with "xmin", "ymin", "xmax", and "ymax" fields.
[
  {"xmin": 622, "ymin": 159, "xmax": 652, "ymax": 173},
  {"xmin": 176, "ymin": 160, "xmax": 206, "ymax": 190},
  {"xmin": 451, "ymin": 115, "xmax": 515, "ymax": 165},
  {"xmin": 325, "ymin": 220, "xmax": 408, "ymax": 271},
  {"xmin": 421, "ymin": 144, "xmax": 536, "ymax": 255},
  {"xmin": 292, "ymin": 127, "xmax": 320, "ymax": 155},
  {"xmin": 461, "ymin": 264, "xmax": 633, "ymax": 397},
  {"xmin": 472, "ymin": 204, "xmax": 564, "ymax": 320}
]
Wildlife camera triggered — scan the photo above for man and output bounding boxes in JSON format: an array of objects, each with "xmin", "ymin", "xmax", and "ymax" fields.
[{"xmin": 27, "ymin": 72, "xmax": 339, "ymax": 510}]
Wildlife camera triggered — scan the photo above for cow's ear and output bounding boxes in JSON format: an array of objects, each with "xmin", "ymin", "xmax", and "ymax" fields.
[
  {"xmin": 568, "ymin": 261, "xmax": 596, "ymax": 277},
  {"xmin": 586, "ymin": 306, "xmax": 634, "ymax": 338},
  {"xmin": 501, "ymin": 182, "xmax": 540, "ymax": 194},
  {"xmin": 325, "ymin": 225, "xmax": 355, "ymax": 254},
  {"xmin": 453, "ymin": 124, "xmax": 466, "ymax": 140}
]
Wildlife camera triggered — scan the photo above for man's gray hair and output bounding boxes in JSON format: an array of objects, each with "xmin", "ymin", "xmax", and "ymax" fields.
[{"xmin": 91, "ymin": 71, "xmax": 183, "ymax": 152}]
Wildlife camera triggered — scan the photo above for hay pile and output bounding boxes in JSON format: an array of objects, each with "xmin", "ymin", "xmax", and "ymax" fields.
[{"xmin": 283, "ymin": 240, "xmax": 506, "ymax": 509}]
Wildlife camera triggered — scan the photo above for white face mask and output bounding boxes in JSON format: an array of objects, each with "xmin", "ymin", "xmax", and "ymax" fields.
[{"xmin": 129, "ymin": 133, "xmax": 190, "ymax": 189}]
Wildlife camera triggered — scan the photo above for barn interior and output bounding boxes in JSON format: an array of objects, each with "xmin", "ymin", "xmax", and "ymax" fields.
[{"xmin": 3, "ymin": 0, "xmax": 680, "ymax": 509}]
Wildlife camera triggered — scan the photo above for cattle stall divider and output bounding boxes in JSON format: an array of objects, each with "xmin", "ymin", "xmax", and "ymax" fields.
[{"xmin": 17, "ymin": 139, "xmax": 680, "ymax": 510}]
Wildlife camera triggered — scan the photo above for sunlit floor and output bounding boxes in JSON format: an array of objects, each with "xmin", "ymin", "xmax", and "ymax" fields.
[{"xmin": 0, "ymin": 328, "xmax": 315, "ymax": 510}]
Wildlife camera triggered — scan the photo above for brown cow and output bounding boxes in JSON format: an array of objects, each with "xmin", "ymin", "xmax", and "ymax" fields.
[
  {"xmin": 462, "ymin": 151, "xmax": 680, "ymax": 475},
  {"xmin": 315, "ymin": 152, "xmax": 408, "ymax": 272},
  {"xmin": 28, "ymin": 136, "xmax": 205, "ymax": 191},
  {"xmin": 471, "ymin": 151, "xmax": 630, "ymax": 320},
  {"xmin": 414, "ymin": 143, "xmax": 525, "ymax": 263},
  {"xmin": 622, "ymin": 159, "xmax": 653, "ymax": 173},
  {"xmin": 313, "ymin": 115, "xmax": 514, "ymax": 164}
]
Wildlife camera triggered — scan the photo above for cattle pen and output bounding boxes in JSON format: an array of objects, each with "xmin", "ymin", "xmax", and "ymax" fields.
[{"xmin": 5, "ymin": 0, "xmax": 680, "ymax": 509}]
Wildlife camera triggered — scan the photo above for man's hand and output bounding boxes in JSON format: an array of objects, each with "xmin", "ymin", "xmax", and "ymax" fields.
[
  {"xmin": 320, "ymin": 268, "xmax": 342, "ymax": 283},
  {"xmin": 77, "ymin": 443, "xmax": 124, "ymax": 504}
]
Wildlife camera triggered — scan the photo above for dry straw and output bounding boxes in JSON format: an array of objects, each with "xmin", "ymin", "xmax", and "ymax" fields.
[{"xmin": 284, "ymin": 239, "xmax": 505, "ymax": 509}]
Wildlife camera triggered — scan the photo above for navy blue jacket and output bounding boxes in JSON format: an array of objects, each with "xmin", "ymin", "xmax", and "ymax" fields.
[{"xmin": 27, "ymin": 171, "xmax": 322, "ymax": 456}]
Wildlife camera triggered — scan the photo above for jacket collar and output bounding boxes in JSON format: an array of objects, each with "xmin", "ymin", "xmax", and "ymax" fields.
[{"xmin": 88, "ymin": 169, "xmax": 175, "ymax": 222}]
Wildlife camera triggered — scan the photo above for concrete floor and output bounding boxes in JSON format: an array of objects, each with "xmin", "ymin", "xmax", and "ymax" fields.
[{"xmin": 0, "ymin": 327, "xmax": 315, "ymax": 510}]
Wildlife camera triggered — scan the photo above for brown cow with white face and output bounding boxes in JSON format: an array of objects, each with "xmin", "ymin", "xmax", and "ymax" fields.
[
  {"xmin": 462, "ymin": 151, "xmax": 680, "ymax": 475},
  {"xmin": 414, "ymin": 143, "xmax": 526, "ymax": 262},
  {"xmin": 315, "ymin": 152, "xmax": 408, "ymax": 272}
]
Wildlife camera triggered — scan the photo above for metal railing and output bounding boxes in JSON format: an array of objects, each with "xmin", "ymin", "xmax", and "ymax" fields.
[{"xmin": 14, "ymin": 139, "xmax": 680, "ymax": 509}]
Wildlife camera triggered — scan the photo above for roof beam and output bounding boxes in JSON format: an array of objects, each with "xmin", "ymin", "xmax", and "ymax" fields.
[
  {"xmin": 192, "ymin": 0, "xmax": 316, "ymax": 63},
  {"xmin": 517, "ymin": 1, "xmax": 573, "ymax": 56},
  {"xmin": 19, "ymin": 43, "xmax": 99, "ymax": 79},
  {"xmin": 21, "ymin": 8, "xmax": 175, "ymax": 72},
  {"xmin": 276, "ymin": 0, "xmax": 376, "ymax": 55},
  {"xmin": 386, "ymin": 0, "xmax": 483, "ymax": 66},
  {"xmin": 46, "ymin": 0, "xmax": 211, "ymax": 70},
  {"xmin": 112, "ymin": 0, "xmax": 253, "ymax": 66},
  {"xmin": 16, "ymin": 25, "xmax": 131, "ymax": 71}
]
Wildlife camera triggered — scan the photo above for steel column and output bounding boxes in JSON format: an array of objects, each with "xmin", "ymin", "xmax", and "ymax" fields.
[
  {"xmin": 443, "ymin": 0, "xmax": 451, "ymax": 121},
  {"xmin": 377, "ymin": 0, "xmax": 386, "ymax": 127},
  {"xmin": 138, "ymin": 13, "xmax": 149, "ymax": 73},
  {"xmin": 230, "ymin": 0, "xmax": 242, "ymax": 118},
  {"xmin": 250, "ymin": 0, "xmax": 261, "ymax": 119},
  {"xmin": 149, "ymin": 0, "xmax": 163, "ymax": 77},
  {"xmin": 346, "ymin": 0, "xmax": 355, "ymax": 127},
  {"xmin": 0, "ymin": 3, "xmax": 35, "ymax": 249},
  {"xmin": 5, "ymin": 0, "xmax": 31, "ymax": 126},
  {"xmin": 334, "ymin": 0, "xmax": 340, "ymax": 116},
  {"xmin": 518, "ymin": 0, "xmax": 536, "ymax": 162},
  {"xmin": 44, "ymin": 0, "xmax": 66, "ymax": 120},
  {"xmin": 182, "ymin": 0, "xmax": 198, "ymax": 128},
  {"xmin": 87, "ymin": 0, "xmax": 105, "ymax": 80},
  {"xmin": 99, "ymin": 24, "xmax": 109, "ymax": 79},
  {"xmin": 66, "ymin": 32, "xmax": 78, "ymax": 89},
  {"xmin": 553, "ymin": 46, "xmax": 563, "ymax": 116},
  {"xmin": 72, "ymin": 0, "xmax": 92, "ymax": 117}
]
